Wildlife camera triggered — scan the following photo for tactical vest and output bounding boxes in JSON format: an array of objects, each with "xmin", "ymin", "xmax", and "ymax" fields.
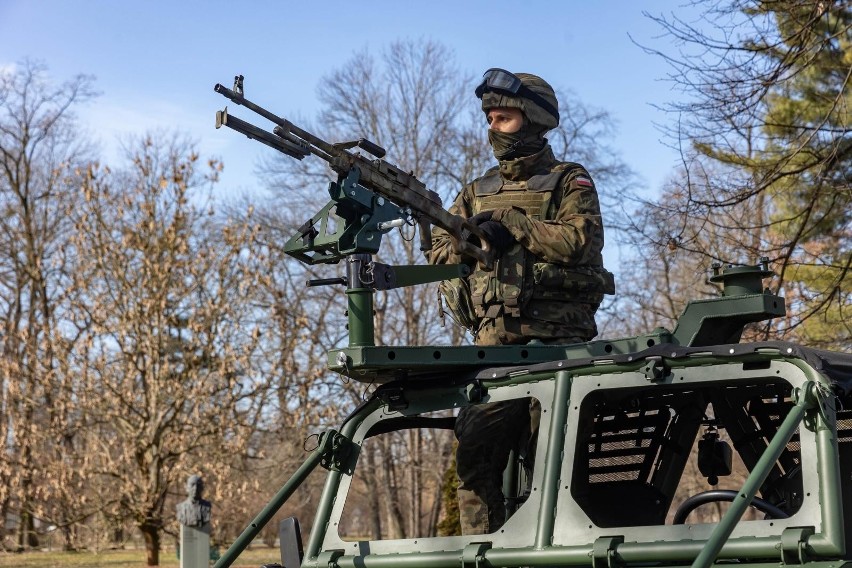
[{"xmin": 468, "ymin": 163, "xmax": 614, "ymax": 321}]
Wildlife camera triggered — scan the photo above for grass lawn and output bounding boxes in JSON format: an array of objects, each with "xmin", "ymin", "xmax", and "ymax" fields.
[{"xmin": 0, "ymin": 546, "xmax": 278, "ymax": 568}]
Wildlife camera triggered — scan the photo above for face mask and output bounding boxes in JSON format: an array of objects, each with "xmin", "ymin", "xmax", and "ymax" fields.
[{"xmin": 487, "ymin": 124, "xmax": 546, "ymax": 161}]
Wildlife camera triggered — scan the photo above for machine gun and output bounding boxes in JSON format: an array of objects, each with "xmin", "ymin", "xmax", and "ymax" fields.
[{"xmin": 214, "ymin": 74, "xmax": 492, "ymax": 268}]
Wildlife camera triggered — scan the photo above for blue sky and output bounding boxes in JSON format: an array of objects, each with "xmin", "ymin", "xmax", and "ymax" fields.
[{"xmin": 1, "ymin": 0, "xmax": 694, "ymax": 210}]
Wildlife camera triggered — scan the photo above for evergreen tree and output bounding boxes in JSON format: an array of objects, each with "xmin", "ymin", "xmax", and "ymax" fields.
[{"xmin": 635, "ymin": 0, "xmax": 851, "ymax": 348}]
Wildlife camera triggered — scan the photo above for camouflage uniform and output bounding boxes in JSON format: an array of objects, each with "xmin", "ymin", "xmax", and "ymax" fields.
[{"xmin": 429, "ymin": 71, "xmax": 613, "ymax": 534}]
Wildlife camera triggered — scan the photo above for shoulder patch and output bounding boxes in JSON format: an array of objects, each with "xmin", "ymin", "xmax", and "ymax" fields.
[{"xmin": 573, "ymin": 175, "xmax": 594, "ymax": 188}]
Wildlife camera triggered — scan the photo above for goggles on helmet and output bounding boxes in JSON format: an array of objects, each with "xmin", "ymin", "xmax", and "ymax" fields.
[{"xmin": 475, "ymin": 68, "xmax": 558, "ymax": 121}]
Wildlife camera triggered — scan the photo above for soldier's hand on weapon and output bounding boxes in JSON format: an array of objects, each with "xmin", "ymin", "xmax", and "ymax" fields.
[
  {"xmin": 468, "ymin": 212, "xmax": 515, "ymax": 255},
  {"xmin": 468, "ymin": 210, "xmax": 494, "ymax": 225}
]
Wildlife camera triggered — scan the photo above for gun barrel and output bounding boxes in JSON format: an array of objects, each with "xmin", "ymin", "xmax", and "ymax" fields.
[
  {"xmin": 214, "ymin": 83, "xmax": 287, "ymax": 130},
  {"xmin": 216, "ymin": 109, "xmax": 309, "ymax": 160},
  {"xmin": 355, "ymin": 138, "xmax": 386, "ymax": 159},
  {"xmin": 214, "ymin": 82, "xmax": 341, "ymax": 160},
  {"xmin": 272, "ymin": 125, "xmax": 335, "ymax": 164}
]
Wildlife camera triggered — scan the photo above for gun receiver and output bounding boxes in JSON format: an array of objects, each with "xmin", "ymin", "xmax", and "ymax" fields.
[{"xmin": 214, "ymin": 75, "xmax": 493, "ymax": 268}]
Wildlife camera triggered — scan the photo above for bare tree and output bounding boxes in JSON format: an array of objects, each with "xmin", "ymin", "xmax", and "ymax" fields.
[
  {"xmin": 0, "ymin": 60, "xmax": 96, "ymax": 551},
  {"xmin": 69, "ymin": 134, "xmax": 271, "ymax": 565},
  {"xmin": 612, "ymin": 160, "xmax": 782, "ymax": 337}
]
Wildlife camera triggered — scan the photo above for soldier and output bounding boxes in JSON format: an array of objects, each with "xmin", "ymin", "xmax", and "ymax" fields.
[{"xmin": 430, "ymin": 69, "xmax": 614, "ymax": 535}]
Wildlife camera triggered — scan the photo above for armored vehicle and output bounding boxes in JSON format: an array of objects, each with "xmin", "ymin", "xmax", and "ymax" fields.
[{"xmin": 213, "ymin": 77, "xmax": 852, "ymax": 568}]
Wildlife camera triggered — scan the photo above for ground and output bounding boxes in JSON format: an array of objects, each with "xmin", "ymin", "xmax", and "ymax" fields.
[{"xmin": 0, "ymin": 546, "xmax": 276, "ymax": 568}]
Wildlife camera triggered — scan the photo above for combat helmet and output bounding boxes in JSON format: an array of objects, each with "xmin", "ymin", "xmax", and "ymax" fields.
[{"xmin": 477, "ymin": 69, "xmax": 559, "ymax": 132}]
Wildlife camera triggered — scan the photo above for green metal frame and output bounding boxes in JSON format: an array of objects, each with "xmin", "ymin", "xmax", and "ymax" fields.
[
  {"xmin": 292, "ymin": 352, "xmax": 841, "ymax": 568},
  {"xmin": 327, "ymin": 331, "xmax": 672, "ymax": 382}
]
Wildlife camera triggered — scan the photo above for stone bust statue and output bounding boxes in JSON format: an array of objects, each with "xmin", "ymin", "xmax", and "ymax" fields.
[{"xmin": 176, "ymin": 474, "xmax": 212, "ymax": 528}]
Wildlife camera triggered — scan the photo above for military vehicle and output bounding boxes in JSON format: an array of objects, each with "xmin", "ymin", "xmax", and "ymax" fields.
[{"xmin": 212, "ymin": 76, "xmax": 852, "ymax": 568}]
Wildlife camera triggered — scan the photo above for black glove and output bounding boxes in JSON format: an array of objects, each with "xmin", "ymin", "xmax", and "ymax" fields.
[
  {"xmin": 468, "ymin": 210, "xmax": 494, "ymax": 225},
  {"xmin": 476, "ymin": 220, "xmax": 515, "ymax": 255}
]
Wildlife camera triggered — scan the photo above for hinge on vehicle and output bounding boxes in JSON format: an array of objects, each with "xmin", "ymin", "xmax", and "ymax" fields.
[
  {"xmin": 780, "ymin": 526, "xmax": 814, "ymax": 565},
  {"xmin": 642, "ymin": 356, "xmax": 669, "ymax": 382},
  {"xmin": 319, "ymin": 432, "xmax": 359, "ymax": 475},
  {"xmin": 461, "ymin": 542, "xmax": 492, "ymax": 568},
  {"xmin": 592, "ymin": 535, "xmax": 624, "ymax": 568}
]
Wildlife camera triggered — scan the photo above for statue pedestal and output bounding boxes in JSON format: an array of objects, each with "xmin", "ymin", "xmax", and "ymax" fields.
[{"xmin": 180, "ymin": 524, "xmax": 210, "ymax": 568}]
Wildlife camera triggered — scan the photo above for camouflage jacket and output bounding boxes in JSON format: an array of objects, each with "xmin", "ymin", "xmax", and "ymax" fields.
[{"xmin": 430, "ymin": 145, "xmax": 614, "ymax": 343}]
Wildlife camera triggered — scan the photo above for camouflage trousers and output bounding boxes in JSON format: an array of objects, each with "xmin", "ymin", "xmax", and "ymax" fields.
[
  {"xmin": 455, "ymin": 331, "xmax": 586, "ymax": 535},
  {"xmin": 455, "ymin": 398, "xmax": 532, "ymax": 534},
  {"xmin": 474, "ymin": 312, "xmax": 595, "ymax": 347}
]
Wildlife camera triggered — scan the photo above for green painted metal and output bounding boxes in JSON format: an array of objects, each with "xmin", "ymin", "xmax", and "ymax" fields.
[
  {"xmin": 383, "ymin": 263, "xmax": 470, "ymax": 289},
  {"xmin": 305, "ymin": 398, "xmax": 380, "ymax": 561},
  {"xmin": 218, "ymin": 346, "xmax": 851, "ymax": 568},
  {"xmin": 218, "ymin": 335, "xmax": 849, "ymax": 568},
  {"xmin": 327, "ymin": 330, "xmax": 672, "ymax": 381},
  {"xmin": 690, "ymin": 382, "xmax": 817, "ymax": 568},
  {"xmin": 534, "ymin": 369, "xmax": 572, "ymax": 549},
  {"xmin": 281, "ymin": 200, "xmax": 345, "ymax": 265},
  {"xmin": 708, "ymin": 258, "xmax": 773, "ymax": 297},
  {"xmin": 671, "ymin": 293, "xmax": 785, "ymax": 347},
  {"xmin": 281, "ymin": 162, "xmax": 424, "ymax": 264},
  {"xmin": 345, "ymin": 287, "xmax": 374, "ymax": 347},
  {"xmin": 809, "ymin": 379, "xmax": 845, "ymax": 557},
  {"xmin": 341, "ymin": 258, "xmax": 473, "ymax": 350},
  {"xmin": 345, "ymin": 254, "xmax": 375, "ymax": 348}
]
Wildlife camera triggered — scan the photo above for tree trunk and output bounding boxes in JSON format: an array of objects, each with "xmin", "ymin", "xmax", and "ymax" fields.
[
  {"xmin": 361, "ymin": 447, "xmax": 383, "ymax": 539},
  {"xmin": 17, "ymin": 457, "xmax": 39, "ymax": 551},
  {"xmin": 380, "ymin": 439, "xmax": 406, "ymax": 539},
  {"xmin": 140, "ymin": 522, "xmax": 160, "ymax": 566},
  {"xmin": 409, "ymin": 429, "xmax": 421, "ymax": 535},
  {"xmin": 0, "ymin": 497, "xmax": 8, "ymax": 551},
  {"xmin": 111, "ymin": 526, "xmax": 125, "ymax": 548},
  {"xmin": 62, "ymin": 525, "xmax": 76, "ymax": 551},
  {"xmin": 17, "ymin": 511, "xmax": 39, "ymax": 550}
]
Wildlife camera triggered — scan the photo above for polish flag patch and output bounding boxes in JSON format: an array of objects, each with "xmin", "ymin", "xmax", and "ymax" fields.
[{"xmin": 574, "ymin": 176, "xmax": 593, "ymax": 187}]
